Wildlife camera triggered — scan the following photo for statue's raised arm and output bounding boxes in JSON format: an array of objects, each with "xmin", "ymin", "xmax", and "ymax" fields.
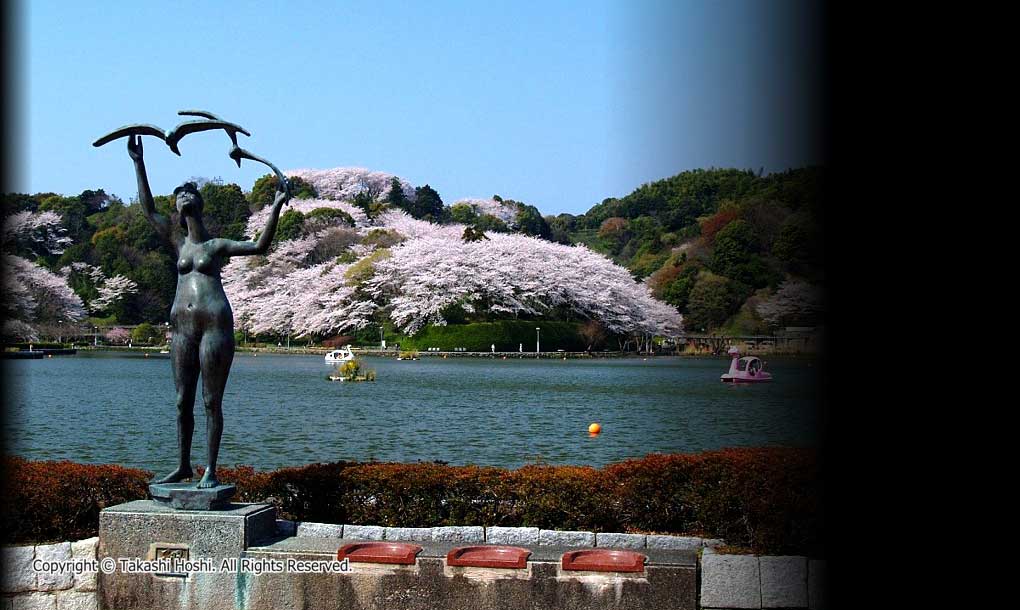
[
  {"xmin": 128, "ymin": 135, "xmax": 175, "ymax": 249},
  {"xmin": 216, "ymin": 182, "xmax": 290, "ymax": 257},
  {"xmin": 216, "ymin": 147, "xmax": 291, "ymax": 258}
]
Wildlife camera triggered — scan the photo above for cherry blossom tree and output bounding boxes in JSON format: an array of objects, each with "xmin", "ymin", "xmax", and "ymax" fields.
[
  {"xmin": 285, "ymin": 168, "xmax": 415, "ymax": 203},
  {"xmin": 61, "ymin": 263, "xmax": 138, "ymax": 314},
  {"xmin": 2, "ymin": 255, "xmax": 86, "ymax": 342},
  {"xmin": 2, "ymin": 210, "xmax": 71, "ymax": 256},
  {"xmin": 365, "ymin": 233, "xmax": 682, "ymax": 337},
  {"xmin": 247, "ymin": 198, "xmax": 367, "ymax": 234},
  {"xmin": 221, "ymin": 167, "xmax": 682, "ymax": 342},
  {"xmin": 105, "ymin": 327, "xmax": 131, "ymax": 344},
  {"xmin": 755, "ymin": 280, "xmax": 824, "ymax": 327},
  {"xmin": 1, "ymin": 210, "xmax": 84, "ymax": 342},
  {"xmin": 451, "ymin": 198, "xmax": 519, "ymax": 225},
  {"xmin": 90, "ymin": 274, "xmax": 139, "ymax": 313}
]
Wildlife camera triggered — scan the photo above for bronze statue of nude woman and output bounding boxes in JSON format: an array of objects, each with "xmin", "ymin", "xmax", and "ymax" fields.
[{"xmin": 121, "ymin": 127, "xmax": 289, "ymax": 489}]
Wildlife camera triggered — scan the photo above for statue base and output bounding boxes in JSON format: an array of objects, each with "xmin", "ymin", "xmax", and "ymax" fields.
[
  {"xmin": 149, "ymin": 482, "xmax": 237, "ymax": 510},
  {"xmin": 99, "ymin": 500, "xmax": 276, "ymax": 610}
]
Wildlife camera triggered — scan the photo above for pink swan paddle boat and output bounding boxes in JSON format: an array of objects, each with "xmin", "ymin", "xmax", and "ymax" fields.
[{"xmin": 720, "ymin": 347, "xmax": 772, "ymax": 383}]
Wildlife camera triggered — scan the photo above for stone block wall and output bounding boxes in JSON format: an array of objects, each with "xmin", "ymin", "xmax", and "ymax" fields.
[
  {"xmin": 4, "ymin": 526, "xmax": 828, "ymax": 609},
  {"xmin": 700, "ymin": 547, "xmax": 828, "ymax": 609},
  {"xmin": 1, "ymin": 538, "xmax": 98, "ymax": 610},
  {"xmin": 287, "ymin": 520, "xmax": 725, "ymax": 551}
]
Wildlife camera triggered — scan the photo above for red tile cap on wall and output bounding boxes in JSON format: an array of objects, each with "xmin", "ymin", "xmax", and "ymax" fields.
[
  {"xmin": 447, "ymin": 546, "xmax": 532, "ymax": 569},
  {"xmin": 336, "ymin": 542, "xmax": 422, "ymax": 565},
  {"xmin": 561, "ymin": 549, "xmax": 646, "ymax": 573}
]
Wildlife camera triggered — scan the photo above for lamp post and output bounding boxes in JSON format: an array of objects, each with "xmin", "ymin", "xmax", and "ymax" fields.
[{"xmin": 536, "ymin": 327, "xmax": 541, "ymax": 358}]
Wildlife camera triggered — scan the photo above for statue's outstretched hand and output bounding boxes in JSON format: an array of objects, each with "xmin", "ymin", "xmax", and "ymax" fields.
[
  {"xmin": 127, "ymin": 135, "xmax": 143, "ymax": 162},
  {"xmin": 273, "ymin": 182, "xmax": 290, "ymax": 207}
]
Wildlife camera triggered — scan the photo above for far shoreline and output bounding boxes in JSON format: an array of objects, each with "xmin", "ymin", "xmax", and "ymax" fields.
[{"xmin": 62, "ymin": 345, "xmax": 821, "ymax": 360}]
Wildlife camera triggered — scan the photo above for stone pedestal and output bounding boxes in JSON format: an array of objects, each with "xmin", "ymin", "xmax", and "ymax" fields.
[
  {"xmin": 98, "ymin": 500, "xmax": 276, "ymax": 610},
  {"xmin": 149, "ymin": 483, "xmax": 237, "ymax": 510}
]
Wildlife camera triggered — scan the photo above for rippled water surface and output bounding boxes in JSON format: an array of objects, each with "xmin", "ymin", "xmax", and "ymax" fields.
[{"xmin": 3, "ymin": 352, "xmax": 820, "ymax": 472}]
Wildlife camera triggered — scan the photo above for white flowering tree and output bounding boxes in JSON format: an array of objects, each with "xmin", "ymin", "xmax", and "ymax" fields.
[
  {"xmin": 1, "ymin": 211, "xmax": 85, "ymax": 342},
  {"xmin": 285, "ymin": 168, "xmax": 415, "ymax": 203},
  {"xmin": 450, "ymin": 198, "xmax": 519, "ymax": 226},
  {"xmin": 2, "ymin": 210, "xmax": 72, "ymax": 257},
  {"xmin": 105, "ymin": 327, "xmax": 131, "ymax": 344},
  {"xmin": 365, "ymin": 233, "xmax": 682, "ymax": 337},
  {"xmin": 222, "ymin": 167, "xmax": 683, "ymax": 344},
  {"xmin": 755, "ymin": 280, "xmax": 824, "ymax": 327},
  {"xmin": 61, "ymin": 262, "xmax": 139, "ymax": 315},
  {"xmin": 2, "ymin": 255, "xmax": 86, "ymax": 342}
]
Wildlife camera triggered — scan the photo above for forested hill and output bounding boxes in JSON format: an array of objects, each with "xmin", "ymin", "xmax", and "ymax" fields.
[
  {"xmin": 1, "ymin": 166, "xmax": 823, "ymax": 343},
  {"xmin": 546, "ymin": 167, "xmax": 825, "ymax": 334}
]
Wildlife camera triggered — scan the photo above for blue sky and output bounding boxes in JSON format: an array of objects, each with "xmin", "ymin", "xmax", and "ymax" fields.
[{"xmin": 9, "ymin": 0, "xmax": 823, "ymax": 215}]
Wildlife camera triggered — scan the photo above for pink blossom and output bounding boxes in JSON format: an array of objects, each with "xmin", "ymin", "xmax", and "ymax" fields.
[
  {"xmin": 372, "ymin": 209, "xmax": 465, "ymax": 241},
  {"xmin": 285, "ymin": 168, "xmax": 415, "ymax": 203},
  {"xmin": 1, "ymin": 254, "xmax": 85, "ymax": 342},
  {"xmin": 89, "ymin": 274, "xmax": 139, "ymax": 313},
  {"xmin": 2, "ymin": 210, "xmax": 71, "ymax": 254},
  {"xmin": 451, "ymin": 198, "xmax": 518, "ymax": 225},
  {"xmin": 245, "ymin": 198, "xmax": 367, "ymax": 238},
  {"xmin": 755, "ymin": 280, "xmax": 824, "ymax": 327},
  {"xmin": 105, "ymin": 327, "xmax": 131, "ymax": 344}
]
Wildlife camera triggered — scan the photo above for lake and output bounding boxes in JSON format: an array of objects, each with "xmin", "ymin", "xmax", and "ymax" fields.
[{"xmin": 2, "ymin": 351, "xmax": 821, "ymax": 473}]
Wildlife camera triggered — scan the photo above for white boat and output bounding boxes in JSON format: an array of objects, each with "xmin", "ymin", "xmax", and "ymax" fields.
[{"xmin": 325, "ymin": 346, "xmax": 355, "ymax": 363}]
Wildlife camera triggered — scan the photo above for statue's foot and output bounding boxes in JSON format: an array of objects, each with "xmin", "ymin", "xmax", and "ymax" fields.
[
  {"xmin": 152, "ymin": 467, "xmax": 193, "ymax": 484},
  {"xmin": 196, "ymin": 471, "xmax": 219, "ymax": 489}
]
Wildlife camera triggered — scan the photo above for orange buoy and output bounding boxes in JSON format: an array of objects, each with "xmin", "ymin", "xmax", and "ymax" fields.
[{"xmin": 588, "ymin": 423, "xmax": 602, "ymax": 435}]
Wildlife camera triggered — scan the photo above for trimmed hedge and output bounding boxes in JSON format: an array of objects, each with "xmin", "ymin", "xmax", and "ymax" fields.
[
  {"xmin": 1, "ymin": 458, "xmax": 151, "ymax": 544},
  {"xmin": 1, "ymin": 448, "xmax": 823, "ymax": 555}
]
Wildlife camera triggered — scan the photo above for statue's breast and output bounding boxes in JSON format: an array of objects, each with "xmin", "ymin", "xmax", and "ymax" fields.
[
  {"xmin": 177, "ymin": 246, "xmax": 219, "ymax": 275},
  {"xmin": 194, "ymin": 254, "xmax": 217, "ymax": 273}
]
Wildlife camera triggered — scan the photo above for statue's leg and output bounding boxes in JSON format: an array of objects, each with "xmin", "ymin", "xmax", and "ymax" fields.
[
  {"xmin": 196, "ymin": 327, "xmax": 235, "ymax": 489},
  {"xmin": 154, "ymin": 333, "xmax": 199, "ymax": 483}
]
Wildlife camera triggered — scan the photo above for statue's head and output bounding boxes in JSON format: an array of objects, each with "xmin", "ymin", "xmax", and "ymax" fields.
[{"xmin": 173, "ymin": 182, "xmax": 203, "ymax": 227}]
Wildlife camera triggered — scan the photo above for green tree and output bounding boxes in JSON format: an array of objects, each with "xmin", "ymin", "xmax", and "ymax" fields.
[
  {"xmin": 474, "ymin": 214, "xmax": 508, "ymax": 233},
  {"xmin": 663, "ymin": 264, "xmax": 700, "ymax": 311},
  {"xmin": 249, "ymin": 174, "xmax": 316, "ymax": 211},
  {"xmin": 773, "ymin": 214, "xmax": 819, "ymax": 269},
  {"xmin": 305, "ymin": 207, "xmax": 355, "ymax": 229},
  {"xmin": 711, "ymin": 220, "xmax": 757, "ymax": 275},
  {"xmin": 685, "ymin": 272, "xmax": 742, "ymax": 332},
  {"xmin": 199, "ymin": 182, "xmax": 250, "ymax": 240},
  {"xmin": 449, "ymin": 203, "xmax": 478, "ymax": 224},
  {"xmin": 385, "ymin": 177, "xmax": 409, "ymax": 211},
  {"xmin": 462, "ymin": 226, "xmax": 488, "ymax": 242},
  {"xmin": 411, "ymin": 185, "xmax": 444, "ymax": 221},
  {"xmin": 514, "ymin": 204, "xmax": 551, "ymax": 239},
  {"xmin": 91, "ymin": 226, "xmax": 129, "ymax": 274},
  {"xmin": 40, "ymin": 195, "xmax": 92, "ymax": 245},
  {"xmin": 547, "ymin": 213, "xmax": 575, "ymax": 244},
  {"xmin": 274, "ymin": 209, "xmax": 306, "ymax": 242},
  {"xmin": 131, "ymin": 322, "xmax": 161, "ymax": 344},
  {"xmin": 361, "ymin": 229, "xmax": 404, "ymax": 249}
]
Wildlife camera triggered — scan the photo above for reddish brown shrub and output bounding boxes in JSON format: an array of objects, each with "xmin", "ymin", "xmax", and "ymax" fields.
[
  {"xmin": 1, "ymin": 457, "xmax": 150, "ymax": 544},
  {"xmin": 5, "ymin": 449, "xmax": 823, "ymax": 554}
]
